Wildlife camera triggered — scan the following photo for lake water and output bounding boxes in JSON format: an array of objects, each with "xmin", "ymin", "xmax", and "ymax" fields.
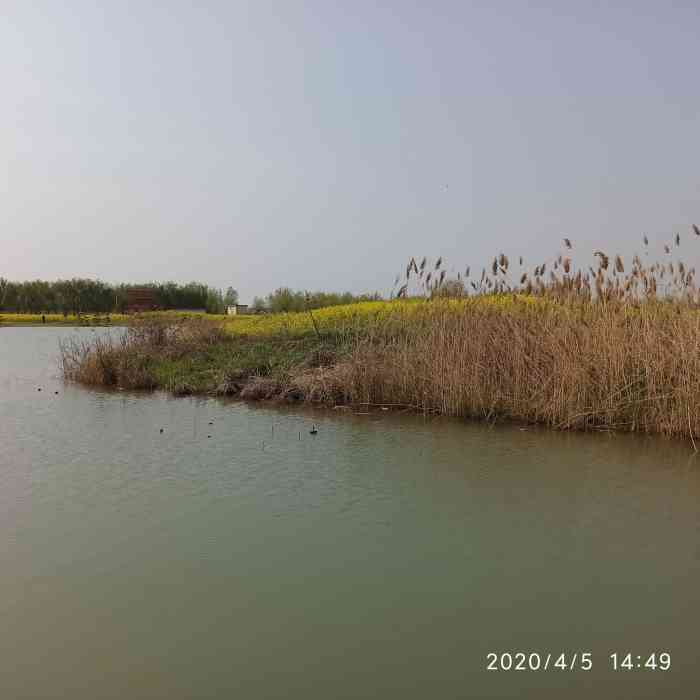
[{"xmin": 1, "ymin": 327, "xmax": 699, "ymax": 698}]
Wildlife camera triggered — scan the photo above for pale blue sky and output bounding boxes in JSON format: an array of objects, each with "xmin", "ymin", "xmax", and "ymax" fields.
[{"xmin": 2, "ymin": 1, "xmax": 699, "ymax": 301}]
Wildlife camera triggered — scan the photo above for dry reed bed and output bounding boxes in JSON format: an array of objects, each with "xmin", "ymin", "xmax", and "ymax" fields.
[{"xmin": 317, "ymin": 299, "xmax": 700, "ymax": 441}]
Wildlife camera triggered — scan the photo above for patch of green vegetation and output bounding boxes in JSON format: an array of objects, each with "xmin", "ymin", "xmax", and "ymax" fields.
[{"xmin": 145, "ymin": 334, "xmax": 349, "ymax": 395}]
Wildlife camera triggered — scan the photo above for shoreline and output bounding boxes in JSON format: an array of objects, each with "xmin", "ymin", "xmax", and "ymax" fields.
[{"xmin": 1, "ymin": 323, "xmax": 124, "ymax": 328}]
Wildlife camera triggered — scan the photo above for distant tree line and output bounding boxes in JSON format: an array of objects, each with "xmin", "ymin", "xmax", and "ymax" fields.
[
  {"xmin": 0, "ymin": 279, "xmax": 383, "ymax": 315},
  {"xmin": 0, "ymin": 278, "xmax": 227, "ymax": 315},
  {"xmin": 252, "ymin": 288, "xmax": 382, "ymax": 313}
]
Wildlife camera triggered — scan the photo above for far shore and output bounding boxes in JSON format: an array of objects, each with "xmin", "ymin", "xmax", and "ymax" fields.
[{"xmin": 0, "ymin": 311, "xmax": 223, "ymax": 327}]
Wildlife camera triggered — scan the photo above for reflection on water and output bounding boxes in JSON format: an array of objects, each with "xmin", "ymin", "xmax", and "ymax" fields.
[{"xmin": 1, "ymin": 327, "xmax": 698, "ymax": 698}]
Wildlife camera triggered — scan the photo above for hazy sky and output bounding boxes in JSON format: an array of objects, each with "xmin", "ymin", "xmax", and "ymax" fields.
[{"xmin": 2, "ymin": 1, "xmax": 699, "ymax": 302}]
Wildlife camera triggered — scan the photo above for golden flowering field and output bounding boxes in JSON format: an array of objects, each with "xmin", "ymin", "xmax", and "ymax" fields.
[
  {"xmin": 223, "ymin": 300, "xmax": 415, "ymax": 337},
  {"xmin": 222, "ymin": 295, "xmax": 552, "ymax": 338}
]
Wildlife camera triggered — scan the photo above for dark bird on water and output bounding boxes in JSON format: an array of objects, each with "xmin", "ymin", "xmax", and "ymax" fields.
[
  {"xmin": 309, "ymin": 425, "xmax": 318, "ymax": 435},
  {"xmin": 160, "ymin": 428, "xmax": 164, "ymax": 433}
]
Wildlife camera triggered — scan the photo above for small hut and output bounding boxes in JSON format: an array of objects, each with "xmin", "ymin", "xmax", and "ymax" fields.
[
  {"xmin": 125, "ymin": 287, "xmax": 158, "ymax": 312},
  {"xmin": 226, "ymin": 304, "xmax": 249, "ymax": 315}
]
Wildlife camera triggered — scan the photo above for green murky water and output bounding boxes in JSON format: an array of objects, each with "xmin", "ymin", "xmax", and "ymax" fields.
[{"xmin": 1, "ymin": 327, "xmax": 698, "ymax": 698}]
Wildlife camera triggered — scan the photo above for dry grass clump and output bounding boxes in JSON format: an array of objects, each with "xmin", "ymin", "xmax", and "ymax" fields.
[
  {"xmin": 60, "ymin": 333, "xmax": 151, "ymax": 389},
  {"xmin": 239, "ymin": 377, "xmax": 282, "ymax": 400},
  {"xmin": 213, "ymin": 368, "xmax": 249, "ymax": 397},
  {"xmin": 60, "ymin": 317, "xmax": 225, "ymax": 389},
  {"xmin": 287, "ymin": 364, "xmax": 356, "ymax": 405},
  {"xmin": 126, "ymin": 316, "xmax": 226, "ymax": 354}
]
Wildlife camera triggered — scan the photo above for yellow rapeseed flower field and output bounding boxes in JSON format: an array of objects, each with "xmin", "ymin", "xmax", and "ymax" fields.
[{"xmin": 222, "ymin": 295, "xmax": 552, "ymax": 337}]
